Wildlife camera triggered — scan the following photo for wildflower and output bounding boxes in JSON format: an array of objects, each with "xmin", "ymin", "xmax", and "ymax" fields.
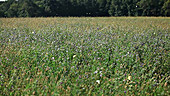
[
  {"xmin": 86, "ymin": 75, "xmax": 89, "ymax": 78},
  {"xmin": 96, "ymin": 80, "xmax": 100, "ymax": 84},
  {"xmin": 60, "ymin": 82, "xmax": 63, "ymax": 84},
  {"xmin": 100, "ymin": 74, "xmax": 102, "ymax": 77},
  {"xmin": 25, "ymin": 36, "xmax": 28, "ymax": 40},
  {"xmin": 14, "ymin": 66, "xmax": 17, "ymax": 69},
  {"xmin": 124, "ymin": 91, "xmax": 126, "ymax": 93},
  {"xmin": 128, "ymin": 76, "xmax": 132, "ymax": 80},
  {"xmin": 94, "ymin": 70, "xmax": 98, "ymax": 74},
  {"xmin": 51, "ymin": 57, "xmax": 55, "ymax": 60},
  {"xmin": 140, "ymin": 63, "xmax": 144, "ymax": 67},
  {"xmin": 153, "ymin": 84, "xmax": 157, "ymax": 87},
  {"xmin": 32, "ymin": 31, "xmax": 35, "ymax": 34},
  {"xmin": 79, "ymin": 76, "xmax": 81, "ymax": 79},
  {"xmin": 0, "ymin": 74, "xmax": 1, "ymax": 76},
  {"xmin": 73, "ymin": 55, "xmax": 76, "ymax": 58}
]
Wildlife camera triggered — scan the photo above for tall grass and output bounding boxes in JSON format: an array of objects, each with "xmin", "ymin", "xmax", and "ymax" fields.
[{"xmin": 0, "ymin": 17, "xmax": 169, "ymax": 95}]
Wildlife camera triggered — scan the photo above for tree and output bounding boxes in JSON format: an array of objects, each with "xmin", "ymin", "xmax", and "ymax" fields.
[
  {"xmin": 18, "ymin": 0, "xmax": 42, "ymax": 17},
  {"xmin": 5, "ymin": 2, "xmax": 18, "ymax": 17},
  {"xmin": 41, "ymin": 0, "xmax": 60, "ymax": 16},
  {"xmin": 162, "ymin": 0, "xmax": 170, "ymax": 16},
  {"xmin": 0, "ymin": 0, "xmax": 169, "ymax": 17},
  {"xmin": 137, "ymin": 0, "xmax": 166, "ymax": 16},
  {"xmin": 97, "ymin": 0, "xmax": 108, "ymax": 16},
  {"xmin": 0, "ymin": 0, "xmax": 15, "ymax": 17}
]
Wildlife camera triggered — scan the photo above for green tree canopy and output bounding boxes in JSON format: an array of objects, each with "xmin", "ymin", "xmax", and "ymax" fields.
[{"xmin": 0, "ymin": 0, "xmax": 169, "ymax": 17}]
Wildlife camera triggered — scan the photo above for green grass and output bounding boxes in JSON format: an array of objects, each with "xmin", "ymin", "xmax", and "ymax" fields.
[{"xmin": 0, "ymin": 17, "xmax": 169, "ymax": 95}]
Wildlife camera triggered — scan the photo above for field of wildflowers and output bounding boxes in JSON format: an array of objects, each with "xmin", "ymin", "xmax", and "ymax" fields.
[{"xmin": 0, "ymin": 17, "xmax": 169, "ymax": 95}]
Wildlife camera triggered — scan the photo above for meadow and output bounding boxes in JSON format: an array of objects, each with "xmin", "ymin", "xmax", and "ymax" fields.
[{"xmin": 0, "ymin": 17, "xmax": 169, "ymax": 95}]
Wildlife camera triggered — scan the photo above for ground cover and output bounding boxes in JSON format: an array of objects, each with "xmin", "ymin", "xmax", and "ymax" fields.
[{"xmin": 0, "ymin": 17, "xmax": 169, "ymax": 95}]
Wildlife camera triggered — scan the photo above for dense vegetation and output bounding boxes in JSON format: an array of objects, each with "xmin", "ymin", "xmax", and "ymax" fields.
[
  {"xmin": 0, "ymin": 17, "xmax": 169, "ymax": 95},
  {"xmin": 0, "ymin": 0, "xmax": 170, "ymax": 17}
]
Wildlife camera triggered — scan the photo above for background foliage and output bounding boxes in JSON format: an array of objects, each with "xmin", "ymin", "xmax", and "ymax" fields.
[{"xmin": 0, "ymin": 0, "xmax": 169, "ymax": 17}]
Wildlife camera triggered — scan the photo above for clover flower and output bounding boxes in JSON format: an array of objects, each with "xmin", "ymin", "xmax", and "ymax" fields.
[
  {"xmin": 96, "ymin": 80, "xmax": 100, "ymax": 84},
  {"xmin": 94, "ymin": 70, "xmax": 98, "ymax": 74}
]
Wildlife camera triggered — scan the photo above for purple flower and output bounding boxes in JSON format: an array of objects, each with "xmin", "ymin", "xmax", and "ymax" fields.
[
  {"xmin": 0, "ymin": 74, "xmax": 2, "ymax": 76},
  {"xmin": 124, "ymin": 91, "xmax": 126, "ymax": 93},
  {"xmin": 86, "ymin": 75, "xmax": 89, "ymax": 78},
  {"xmin": 140, "ymin": 63, "xmax": 144, "ymax": 67},
  {"xmin": 100, "ymin": 74, "xmax": 102, "ymax": 77},
  {"xmin": 94, "ymin": 70, "xmax": 98, "ymax": 74},
  {"xmin": 141, "ymin": 43, "xmax": 145, "ymax": 46},
  {"xmin": 60, "ymin": 82, "xmax": 63, "ymax": 84},
  {"xmin": 153, "ymin": 84, "xmax": 157, "ymax": 87},
  {"xmin": 79, "ymin": 76, "xmax": 81, "ymax": 79},
  {"xmin": 25, "ymin": 36, "xmax": 28, "ymax": 40},
  {"xmin": 14, "ymin": 67, "xmax": 17, "ymax": 69}
]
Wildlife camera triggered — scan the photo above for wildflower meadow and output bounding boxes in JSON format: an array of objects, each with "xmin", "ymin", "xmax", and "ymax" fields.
[{"xmin": 0, "ymin": 17, "xmax": 169, "ymax": 95}]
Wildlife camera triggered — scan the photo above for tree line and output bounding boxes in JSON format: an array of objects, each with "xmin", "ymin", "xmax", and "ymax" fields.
[{"xmin": 0, "ymin": 0, "xmax": 169, "ymax": 17}]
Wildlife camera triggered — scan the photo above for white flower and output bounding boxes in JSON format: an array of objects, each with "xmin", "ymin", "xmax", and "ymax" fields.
[
  {"xmin": 73, "ymin": 55, "xmax": 76, "ymax": 58},
  {"xmin": 51, "ymin": 57, "xmax": 55, "ymax": 60},
  {"xmin": 96, "ymin": 80, "xmax": 100, "ymax": 84},
  {"xmin": 128, "ymin": 76, "xmax": 132, "ymax": 80},
  {"xmin": 32, "ymin": 31, "xmax": 35, "ymax": 34}
]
